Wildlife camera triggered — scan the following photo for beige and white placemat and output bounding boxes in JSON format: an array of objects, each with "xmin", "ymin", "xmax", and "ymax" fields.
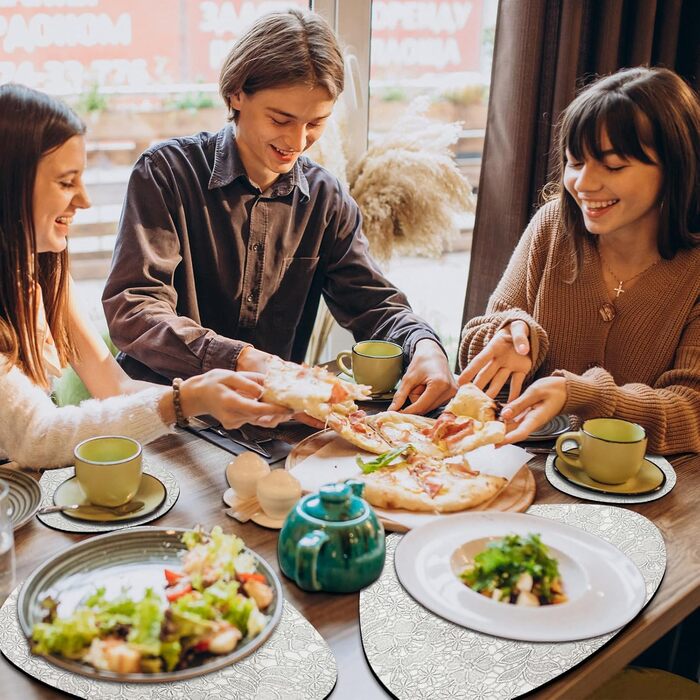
[
  {"xmin": 545, "ymin": 453, "xmax": 676, "ymax": 504},
  {"xmin": 0, "ymin": 591, "xmax": 336, "ymax": 699},
  {"xmin": 37, "ymin": 462, "xmax": 179, "ymax": 533},
  {"xmin": 360, "ymin": 504, "xmax": 665, "ymax": 700}
]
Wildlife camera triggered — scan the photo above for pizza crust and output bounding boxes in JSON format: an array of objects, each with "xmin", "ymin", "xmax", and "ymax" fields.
[{"xmin": 445, "ymin": 383, "xmax": 498, "ymax": 422}]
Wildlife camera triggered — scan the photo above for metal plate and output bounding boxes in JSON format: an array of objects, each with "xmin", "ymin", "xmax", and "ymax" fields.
[
  {"xmin": 18, "ymin": 527, "xmax": 283, "ymax": 683},
  {"xmin": 0, "ymin": 468, "xmax": 42, "ymax": 531}
]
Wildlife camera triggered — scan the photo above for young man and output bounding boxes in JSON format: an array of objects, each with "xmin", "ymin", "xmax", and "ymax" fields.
[{"xmin": 103, "ymin": 9, "xmax": 456, "ymax": 415}]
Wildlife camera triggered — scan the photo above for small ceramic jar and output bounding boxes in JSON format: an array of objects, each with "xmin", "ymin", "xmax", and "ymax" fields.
[{"xmin": 277, "ymin": 480, "xmax": 386, "ymax": 593}]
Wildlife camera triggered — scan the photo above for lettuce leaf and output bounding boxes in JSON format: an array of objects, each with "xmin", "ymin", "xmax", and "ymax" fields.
[{"xmin": 356, "ymin": 445, "xmax": 414, "ymax": 474}]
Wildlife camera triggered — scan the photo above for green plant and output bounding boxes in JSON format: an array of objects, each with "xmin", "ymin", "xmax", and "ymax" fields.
[
  {"xmin": 440, "ymin": 84, "xmax": 486, "ymax": 108},
  {"xmin": 169, "ymin": 92, "xmax": 216, "ymax": 111},
  {"xmin": 75, "ymin": 82, "xmax": 108, "ymax": 114},
  {"xmin": 380, "ymin": 86, "xmax": 408, "ymax": 103}
]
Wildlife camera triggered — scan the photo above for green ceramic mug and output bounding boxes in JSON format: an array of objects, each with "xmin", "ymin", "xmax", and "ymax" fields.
[
  {"xmin": 73, "ymin": 436, "xmax": 143, "ymax": 507},
  {"xmin": 555, "ymin": 418, "xmax": 647, "ymax": 485},
  {"xmin": 336, "ymin": 340, "xmax": 403, "ymax": 394}
]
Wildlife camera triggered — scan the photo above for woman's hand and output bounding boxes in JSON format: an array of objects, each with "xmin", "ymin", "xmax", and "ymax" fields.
[
  {"xmin": 458, "ymin": 320, "xmax": 532, "ymax": 401},
  {"xmin": 180, "ymin": 369, "xmax": 292, "ymax": 429},
  {"xmin": 498, "ymin": 376, "xmax": 568, "ymax": 444},
  {"xmin": 388, "ymin": 339, "xmax": 457, "ymax": 415}
]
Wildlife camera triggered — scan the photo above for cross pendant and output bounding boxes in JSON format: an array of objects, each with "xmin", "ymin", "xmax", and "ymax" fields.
[{"xmin": 614, "ymin": 281, "xmax": 625, "ymax": 297}]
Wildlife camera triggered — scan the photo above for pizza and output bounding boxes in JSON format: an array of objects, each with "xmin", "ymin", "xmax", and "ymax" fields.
[
  {"xmin": 356, "ymin": 447, "xmax": 507, "ymax": 513},
  {"xmin": 325, "ymin": 384, "xmax": 505, "ymax": 458},
  {"xmin": 262, "ymin": 358, "xmax": 372, "ymax": 421},
  {"xmin": 322, "ymin": 383, "xmax": 509, "ymax": 513},
  {"xmin": 445, "ymin": 382, "xmax": 498, "ymax": 422},
  {"xmin": 325, "ymin": 411, "xmax": 393, "ymax": 454}
]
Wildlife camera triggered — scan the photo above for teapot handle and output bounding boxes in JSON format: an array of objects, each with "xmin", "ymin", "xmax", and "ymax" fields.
[{"xmin": 295, "ymin": 529, "xmax": 329, "ymax": 591}]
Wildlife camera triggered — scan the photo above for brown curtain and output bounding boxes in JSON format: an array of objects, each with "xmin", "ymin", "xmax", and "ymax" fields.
[{"xmin": 461, "ymin": 0, "xmax": 700, "ymax": 334}]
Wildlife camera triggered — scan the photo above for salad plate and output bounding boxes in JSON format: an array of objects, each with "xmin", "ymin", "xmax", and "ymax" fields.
[
  {"xmin": 0, "ymin": 467, "xmax": 42, "ymax": 531},
  {"xmin": 394, "ymin": 511, "xmax": 646, "ymax": 642},
  {"xmin": 18, "ymin": 526, "xmax": 283, "ymax": 682}
]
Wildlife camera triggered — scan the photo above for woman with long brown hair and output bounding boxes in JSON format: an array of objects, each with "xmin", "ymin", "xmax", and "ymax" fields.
[
  {"xmin": 459, "ymin": 66, "xmax": 700, "ymax": 454},
  {"xmin": 0, "ymin": 84, "xmax": 291, "ymax": 467}
]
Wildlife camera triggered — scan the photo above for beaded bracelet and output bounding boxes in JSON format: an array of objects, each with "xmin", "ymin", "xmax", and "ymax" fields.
[{"xmin": 171, "ymin": 377, "xmax": 190, "ymax": 428}]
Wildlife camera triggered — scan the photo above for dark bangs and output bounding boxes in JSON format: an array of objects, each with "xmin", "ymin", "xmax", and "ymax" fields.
[{"xmin": 564, "ymin": 90, "xmax": 658, "ymax": 167}]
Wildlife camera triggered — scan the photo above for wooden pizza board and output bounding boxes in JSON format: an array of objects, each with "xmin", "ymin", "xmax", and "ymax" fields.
[{"xmin": 285, "ymin": 430, "xmax": 536, "ymax": 532}]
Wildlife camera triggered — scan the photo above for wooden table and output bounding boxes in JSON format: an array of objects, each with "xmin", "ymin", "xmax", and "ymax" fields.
[{"xmin": 2, "ymin": 430, "xmax": 699, "ymax": 699}]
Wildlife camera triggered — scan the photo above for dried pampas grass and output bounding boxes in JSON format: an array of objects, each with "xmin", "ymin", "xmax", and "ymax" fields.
[{"xmin": 349, "ymin": 99, "xmax": 474, "ymax": 262}]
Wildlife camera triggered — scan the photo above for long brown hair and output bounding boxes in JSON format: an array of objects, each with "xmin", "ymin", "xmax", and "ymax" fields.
[
  {"xmin": 0, "ymin": 84, "xmax": 85, "ymax": 386},
  {"xmin": 549, "ymin": 67, "xmax": 700, "ymax": 280},
  {"xmin": 219, "ymin": 9, "xmax": 344, "ymax": 122}
]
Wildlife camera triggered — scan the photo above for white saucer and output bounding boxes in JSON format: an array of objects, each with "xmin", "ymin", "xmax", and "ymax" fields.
[
  {"xmin": 223, "ymin": 487, "xmax": 256, "ymax": 508},
  {"xmin": 251, "ymin": 511, "xmax": 285, "ymax": 529},
  {"xmin": 223, "ymin": 488, "xmax": 285, "ymax": 529}
]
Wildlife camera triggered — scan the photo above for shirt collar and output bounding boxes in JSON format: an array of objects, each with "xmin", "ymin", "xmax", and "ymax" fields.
[{"xmin": 209, "ymin": 124, "xmax": 310, "ymax": 200}]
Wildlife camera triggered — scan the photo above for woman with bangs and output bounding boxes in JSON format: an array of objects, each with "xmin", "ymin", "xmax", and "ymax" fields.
[
  {"xmin": 0, "ymin": 84, "xmax": 291, "ymax": 468},
  {"xmin": 458, "ymin": 66, "xmax": 700, "ymax": 454}
]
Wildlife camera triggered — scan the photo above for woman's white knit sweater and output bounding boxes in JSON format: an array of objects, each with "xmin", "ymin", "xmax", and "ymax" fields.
[{"xmin": 0, "ymin": 358, "xmax": 172, "ymax": 468}]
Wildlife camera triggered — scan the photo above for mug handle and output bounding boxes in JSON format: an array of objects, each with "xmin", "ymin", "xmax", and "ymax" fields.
[
  {"xmin": 295, "ymin": 529, "xmax": 329, "ymax": 591},
  {"xmin": 555, "ymin": 432, "xmax": 584, "ymax": 469},
  {"xmin": 336, "ymin": 351, "xmax": 353, "ymax": 377}
]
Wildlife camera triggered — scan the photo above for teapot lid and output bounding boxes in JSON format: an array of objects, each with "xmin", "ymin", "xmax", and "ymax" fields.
[{"xmin": 303, "ymin": 481, "xmax": 367, "ymax": 522}]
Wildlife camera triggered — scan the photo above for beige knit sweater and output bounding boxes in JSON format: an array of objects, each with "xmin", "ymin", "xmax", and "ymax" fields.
[{"xmin": 460, "ymin": 200, "xmax": 700, "ymax": 455}]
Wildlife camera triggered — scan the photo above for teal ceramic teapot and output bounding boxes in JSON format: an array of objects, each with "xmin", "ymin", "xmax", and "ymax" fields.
[{"xmin": 277, "ymin": 480, "xmax": 385, "ymax": 593}]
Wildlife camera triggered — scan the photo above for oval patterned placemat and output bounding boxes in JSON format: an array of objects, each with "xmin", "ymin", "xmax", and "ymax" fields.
[
  {"xmin": 360, "ymin": 504, "xmax": 665, "ymax": 700},
  {"xmin": 0, "ymin": 590, "xmax": 336, "ymax": 699},
  {"xmin": 0, "ymin": 467, "xmax": 42, "ymax": 531},
  {"xmin": 37, "ymin": 462, "xmax": 179, "ymax": 533},
  {"xmin": 545, "ymin": 453, "xmax": 676, "ymax": 504}
]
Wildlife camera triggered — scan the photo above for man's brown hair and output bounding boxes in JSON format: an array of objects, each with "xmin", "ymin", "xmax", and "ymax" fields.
[{"xmin": 219, "ymin": 9, "xmax": 344, "ymax": 121}]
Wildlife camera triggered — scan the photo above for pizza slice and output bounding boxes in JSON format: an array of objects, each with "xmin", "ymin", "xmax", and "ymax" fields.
[
  {"xmin": 432, "ymin": 383, "xmax": 506, "ymax": 455},
  {"xmin": 366, "ymin": 411, "xmax": 443, "ymax": 457},
  {"xmin": 356, "ymin": 448, "xmax": 507, "ymax": 513},
  {"xmin": 445, "ymin": 382, "xmax": 498, "ymax": 422},
  {"xmin": 326, "ymin": 410, "xmax": 393, "ymax": 455},
  {"xmin": 262, "ymin": 358, "xmax": 372, "ymax": 421}
]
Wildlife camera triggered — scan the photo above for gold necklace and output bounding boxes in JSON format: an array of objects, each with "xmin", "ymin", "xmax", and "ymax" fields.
[{"xmin": 598, "ymin": 249, "xmax": 661, "ymax": 298}]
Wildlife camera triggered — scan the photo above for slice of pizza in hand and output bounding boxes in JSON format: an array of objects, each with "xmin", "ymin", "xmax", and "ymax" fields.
[
  {"xmin": 355, "ymin": 446, "xmax": 507, "ymax": 513},
  {"xmin": 432, "ymin": 383, "xmax": 506, "ymax": 456},
  {"xmin": 445, "ymin": 382, "xmax": 498, "ymax": 422},
  {"xmin": 261, "ymin": 358, "xmax": 372, "ymax": 421}
]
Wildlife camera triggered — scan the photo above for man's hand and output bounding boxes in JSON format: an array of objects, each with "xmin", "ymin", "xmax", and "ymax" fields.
[
  {"xmin": 388, "ymin": 339, "xmax": 457, "ymax": 415},
  {"xmin": 236, "ymin": 346, "xmax": 276, "ymax": 373},
  {"xmin": 458, "ymin": 320, "xmax": 532, "ymax": 401},
  {"xmin": 498, "ymin": 376, "xmax": 567, "ymax": 444}
]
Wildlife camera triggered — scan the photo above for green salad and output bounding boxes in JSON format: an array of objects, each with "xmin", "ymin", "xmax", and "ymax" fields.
[
  {"xmin": 459, "ymin": 533, "xmax": 567, "ymax": 606},
  {"xmin": 30, "ymin": 526, "xmax": 275, "ymax": 674}
]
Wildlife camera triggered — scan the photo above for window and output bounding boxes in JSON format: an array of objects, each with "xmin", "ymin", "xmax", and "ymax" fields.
[{"xmin": 328, "ymin": 0, "xmax": 498, "ymax": 366}]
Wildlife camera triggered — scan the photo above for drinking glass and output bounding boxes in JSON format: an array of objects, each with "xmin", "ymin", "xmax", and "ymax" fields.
[{"xmin": 0, "ymin": 479, "xmax": 16, "ymax": 605}]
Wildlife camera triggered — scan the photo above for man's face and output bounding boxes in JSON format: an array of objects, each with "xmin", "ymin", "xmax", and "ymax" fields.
[{"xmin": 230, "ymin": 84, "xmax": 335, "ymax": 191}]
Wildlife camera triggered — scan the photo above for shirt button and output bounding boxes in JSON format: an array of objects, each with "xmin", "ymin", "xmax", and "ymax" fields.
[
  {"xmin": 598, "ymin": 303, "xmax": 616, "ymax": 322},
  {"xmin": 252, "ymin": 243, "xmax": 261, "ymax": 252},
  {"xmin": 246, "ymin": 294, "xmax": 254, "ymax": 303},
  {"xmin": 585, "ymin": 362, "xmax": 598, "ymax": 370}
]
